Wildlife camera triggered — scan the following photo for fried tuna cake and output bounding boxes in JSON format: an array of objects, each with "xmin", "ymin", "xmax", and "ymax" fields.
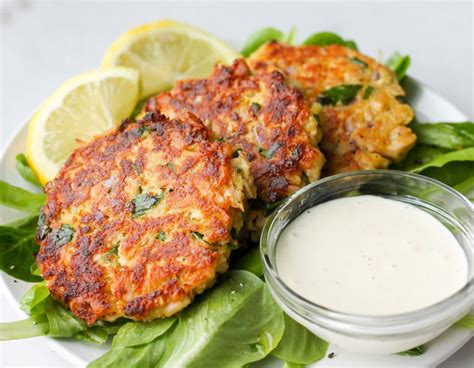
[
  {"xmin": 143, "ymin": 59, "xmax": 325, "ymax": 203},
  {"xmin": 36, "ymin": 112, "xmax": 255, "ymax": 325},
  {"xmin": 249, "ymin": 42, "xmax": 416, "ymax": 175}
]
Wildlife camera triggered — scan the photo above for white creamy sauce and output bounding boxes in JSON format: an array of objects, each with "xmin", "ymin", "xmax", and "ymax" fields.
[{"xmin": 277, "ymin": 195, "xmax": 468, "ymax": 316}]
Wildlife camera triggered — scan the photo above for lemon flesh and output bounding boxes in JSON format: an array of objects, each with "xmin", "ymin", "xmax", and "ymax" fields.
[
  {"xmin": 26, "ymin": 67, "xmax": 140, "ymax": 184},
  {"xmin": 102, "ymin": 20, "xmax": 240, "ymax": 98}
]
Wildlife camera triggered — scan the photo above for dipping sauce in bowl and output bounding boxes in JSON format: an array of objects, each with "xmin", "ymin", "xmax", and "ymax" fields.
[
  {"xmin": 261, "ymin": 170, "xmax": 473, "ymax": 354},
  {"xmin": 276, "ymin": 195, "xmax": 468, "ymax": 316}
]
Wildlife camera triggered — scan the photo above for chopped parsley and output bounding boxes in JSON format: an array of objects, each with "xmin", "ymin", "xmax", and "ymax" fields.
[
  {"xmin": 363, "ymin": 86, "xmax": 375, "ymax": 100},
  {"xmin": 107, "ymin": 242, "xmax": 120, "ymax": 256},
  {"xmin": 313, "ymin": 113, "xmax": 321, "ymax": 123},
  {"xmin": 232, "ymin": 149, "xmax": 242, "ymax": 158},
  {"xmin": 166, "ymin": 162, "xmax": 176, "ymax": 172},
  {"xmin": 131, "ymin": 192, "xmax": 164, "ymax": 217},
  {"xmin": 250, "ymin": 102, "xmax": 261, "ymax": 116},
  {"xmin": 50, "ymin": 224, "xmax": 75, "ymax": 247},
  {"xmin": 37, "ymin": 209, "xmax": 50, "ymax": 240},
  {"xmin": 129, "ymin": 125, "xmax": 149, "ymax": 138},
  {"xmin": 317, "ymin": 84, "xmax": 362, "ymax": 106},
  {"xmin": 259, "ymin": 142, "xmax": 282, "ymax": 159},
  {"xmin": 350, "ymin": 57, "xmax": 368, "ymax": 68},
  {"xmin": 156, "ymin": 231, "xmax": 166, "ymax": 241},
  {"xmin": 191, "ymin": 231, "xmax": 212, "ymax": 245},
  {"xmin": 191, "ymin": 231, "xmax": 205, "ymax": 241},
  {"xmin": 132, "ymin": 162, "xmax": 141, "ymax": 175}
]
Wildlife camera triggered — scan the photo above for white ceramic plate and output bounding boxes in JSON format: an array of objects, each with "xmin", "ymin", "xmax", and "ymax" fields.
[{"xmin": 0, "ymin": 77, "xmax": 472, "ymax": 367}]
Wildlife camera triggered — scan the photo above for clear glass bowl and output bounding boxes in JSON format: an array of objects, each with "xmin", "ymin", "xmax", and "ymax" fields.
[{"xmin": 261, "ymin": 170, "xmax": 473, "ymax": 354}]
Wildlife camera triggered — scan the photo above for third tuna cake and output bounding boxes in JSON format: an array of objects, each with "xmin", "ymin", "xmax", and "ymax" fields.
[{"xmin": 249, "ymin": 41, "xmax": 416, "ymax": 175}]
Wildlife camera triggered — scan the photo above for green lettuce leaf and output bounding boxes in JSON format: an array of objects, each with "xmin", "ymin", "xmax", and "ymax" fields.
[
  {"xmin": 4, "ymin": 213, "xmax": 39, "ymax": 231},
  {"xmin": 386, "ymin": 52, "xmax": 411, "ymax": 81},
  {"xmin": 0, "ymin": 226, "xmax": 42, "ymax": 282},
  {"xmin": 454, "ymin": 177, "xmax": 474, "ymax": 200},
  {"xmin": 88, "ymin": 319, "xmax": 177, "ymax": 367},
  {"xmin": 0, "ymin": 316, "xmax": 49, "ymax": 341},
  {"xmin": 410, "ymin": 122, "xmax": 474, "ymax": 150},
  {"xmin": 410, "ymin": 147, "xmax": 474, "ymax": 173},
  {"xmin": 231, "ymin": 246, "xmax": 263, "ymax": 277},
  {"xmin": 241, "ymin": 27, "xmax": 285, "ymax": 57},
  {"xmin": 456, "ymin": 314, "xmax": 474, "ymax": 329},
  {"xmin": 44, "ymin": 297, "xmax": 88, "ymax": 337},
  {"xmin": 90, "ymin": 331, "xmax": 172, "ymax": 368},
  {"xmin": 20, "ymin": 282, "xmax": 49, "ymax": 316},
  {"xmin": 15, "ymin": 154, "xmax": 42, "ymax": 187},
  {"xmin": 112, "ymin": 318, "xmax": 177, "ymax": 348},
  {"xmin": 0, "ymin": 180, "xmax": 45, "ymax": 212},
  {"xmin": 303, "ymin": 32, "xmax": 357, "ymax": 50},
  {"xmin": 419, "ymin": 162, "xmax": 474, "ymax": 187},
  {"xmin": 272, "ymin": 313, "xmax": 328, "ymax": 365},
  {"xmin": 157, "ymin": 270, "xmax": 285, "ymax": 367},
  {"xmin": 397, "ymin": 345, "xmax": 425, "ymax": 356}
]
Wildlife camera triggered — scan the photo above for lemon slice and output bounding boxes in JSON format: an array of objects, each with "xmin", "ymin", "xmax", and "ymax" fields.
[
  {"xmin": 26, "ymin": 67, "xmax": 140, "ymax": 184},
  {"xmin": 102, "ymin": 20, "xmax": 240, "ymax": 99}
]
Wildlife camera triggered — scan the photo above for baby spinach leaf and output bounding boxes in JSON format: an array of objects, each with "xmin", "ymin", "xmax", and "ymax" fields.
[
  {"xmin": 75, "ymin": 327, "xmax": 109, "ymax": 344},
  {"xmin": 158, "ymin": 270, "xmax": 284, "ymax": 367},
  {"xmin": 419, "ymin": 162, "xmax": 474, "ymax": 187},
  {"xmin": 303, "ymin": 32, "xmax": 358, "ymax": 50},
  {"xmin": 272, "ymin": 313, "xmax": 328, "ymax": 365},
  {"xmin": 0, "ymin": 226, "xmax": 42, "ymax": 282},
  {"xmin": 397, "ymin": 345, "xmax": 425, "ymax": 356},
  {"xmin": 89, "ymin": 331, "xmax": 171, "ymax": 368},
  {"xmin": 284, "ymin": 26, "xmax": 298, "ymax": 45},
  {"xmin": 15, "ymin": 154, "xmax": 42, "ymax": 187},
  {"xmin": 395, "ymin": 144, "xmax": 447, "ymax": 171},
  {"xmin": 0, "ymin": 180, "xmax": 46, "ymax": 212},
  {"xmin": 88, "ymin": 320, "xmax": 176, "ymax": 368},
  {"xmin": 231, "ymin": 246, "xmax": 263, "ymax": 277},
  {"xmin": 386, "ymin": 52, "xmax": 411, "ymax": 81},
  {"xmin": 112, "ymin": 318, "xmax": 177, "ymax": 348},
  {"xmin": 283, "ymin": 362, "xmax": 305, "ymax": 368},
  {"xmin": 44, "ymin": 297, "xmax": 88, "ymax": 337},
  {"xmin": 456, "ymin": 314, "xmax": 474, "ymax": 329},
  {"xmin": 409, "ymin": 147, "xmax": 474, "ymax": 173},
  {"xmin": 317, "ymin": 85, "xmax": 362, "ymax": 106},
  {"xmin": 241, "ymin": 27, "xmax": 285, "ymax": 57},
  {"xmin": 20, "ymin": 282, "xmax": 50, "ymax": 316},
  {"xmin": 411, "ymin": 122, "xmax": 474, "ymax": 150},
  {"xmin": 0, "ymin": 316, "xmax": 49, "ymax": 340},
  {"xmin": 4, "ymin": 213, "xmax": 39, "ymax": 231}
]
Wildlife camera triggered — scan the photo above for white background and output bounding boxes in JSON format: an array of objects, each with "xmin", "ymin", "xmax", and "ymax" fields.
[{"xmin": 0, "ymin": 0, "xmax": 473, "ymax": 366}]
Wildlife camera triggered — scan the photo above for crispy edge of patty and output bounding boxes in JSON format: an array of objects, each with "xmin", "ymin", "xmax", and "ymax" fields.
[
  {"xmin": 143, "ymin": 58, "xmax": 325, "ymax": 203},
  {"xmin": 36, "ymin": 112, "xmax": 255, "ymax": 324}
]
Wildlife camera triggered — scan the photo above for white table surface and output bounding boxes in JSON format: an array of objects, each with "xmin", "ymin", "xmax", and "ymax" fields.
[{"xmin": 0, "ymin": 0, "xmax": 472, "ymax": 367}]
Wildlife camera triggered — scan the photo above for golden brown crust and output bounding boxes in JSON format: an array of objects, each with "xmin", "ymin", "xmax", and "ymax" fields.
[
  {"xmin": 144, "ymin": 59, "xmax": 325, "ymax": 203},
  {"xmin": 249, "ymin": 42, "xmax": 416, "ymax": 175},
  {"xmin": 36, "ymin": 112, "xmax": 254, "ymax": 325}
]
